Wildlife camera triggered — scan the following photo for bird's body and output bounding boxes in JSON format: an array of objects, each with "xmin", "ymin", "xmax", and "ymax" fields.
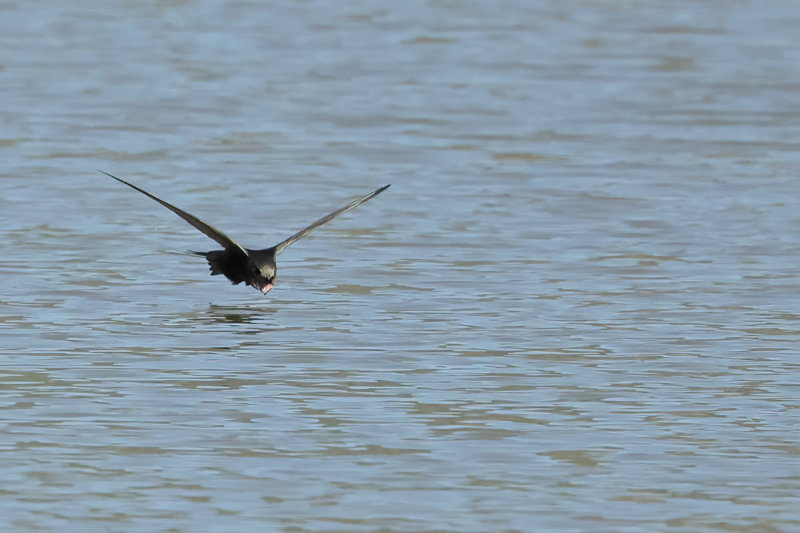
[
  {"xmin": 191, "ymin": 247, "xmax": 277, "ymax": 294},
  {"xmin": 100, "ymin": 171, "xmax": 389, "ymax": 294}
]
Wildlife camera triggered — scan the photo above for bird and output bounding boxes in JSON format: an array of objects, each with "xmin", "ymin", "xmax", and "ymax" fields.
[{"xmin": 100, "ymin": 171, "xmax": 390, "ymax": 295}]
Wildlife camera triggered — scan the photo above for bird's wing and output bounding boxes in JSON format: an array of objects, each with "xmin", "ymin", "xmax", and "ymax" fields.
[
  {"xmin": 101, "ymin": 171, "xmax": 249, "ymax": 258},
  {"xmin": 274, "ymin": 184, "xmax": 390, "ymax": 254}
]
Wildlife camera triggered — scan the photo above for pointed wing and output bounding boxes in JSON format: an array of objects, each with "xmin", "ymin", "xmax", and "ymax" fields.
[
  {"xmin": 101, "ymin": 171, "xmax": 249, "ymax": 258},
  {"xmin": 274, "ymin": 184, "xmax": 390, "ymax": 254}
]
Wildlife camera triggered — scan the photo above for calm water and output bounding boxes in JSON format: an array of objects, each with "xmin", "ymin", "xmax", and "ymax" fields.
[{"xmin": 2, "ymin": 1, "xmax": 799, "ymax": 531}]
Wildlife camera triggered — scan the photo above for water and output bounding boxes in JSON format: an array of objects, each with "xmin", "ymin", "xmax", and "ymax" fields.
[{"xmin": 2, "ymin": 1, "xmax": 799, "ymax": 531}]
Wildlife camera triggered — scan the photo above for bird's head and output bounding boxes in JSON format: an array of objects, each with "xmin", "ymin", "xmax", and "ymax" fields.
[
  {"xmin": 248, "ymin": 263, "xmax": 274, "ymax": 294},
  {"xmin": 248, "ymin": 249, "xmax": 277, "ymax": 295}
]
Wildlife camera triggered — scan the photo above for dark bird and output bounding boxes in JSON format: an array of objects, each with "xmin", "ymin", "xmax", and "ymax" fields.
[{"xmin": 101, "ymin": 171, "xmax": 390, "ymax": 294}]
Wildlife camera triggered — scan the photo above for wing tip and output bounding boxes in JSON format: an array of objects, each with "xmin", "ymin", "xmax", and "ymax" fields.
[{"xmin": 98, "ymin": 169, "xmax": 128, "ymax": 186}]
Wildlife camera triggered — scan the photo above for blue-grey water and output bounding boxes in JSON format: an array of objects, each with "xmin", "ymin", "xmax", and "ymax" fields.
[{"xmin": 2, "ymin": 1, "xmax": 799, "ymax": 532}]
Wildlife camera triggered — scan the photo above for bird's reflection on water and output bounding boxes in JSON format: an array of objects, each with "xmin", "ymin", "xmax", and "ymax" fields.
[
  {"xmin": 161, "ymin": 304, "xmax": 284, "ymax": 332},
  {"xmin": 205, "ymin": 304, "xmax": 271, "ymax": 324}
]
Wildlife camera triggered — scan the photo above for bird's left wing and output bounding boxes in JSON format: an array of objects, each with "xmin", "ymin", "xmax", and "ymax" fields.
[{"xmin": 274, "ymin": 184, "xmax": 390, "ymax": 254}]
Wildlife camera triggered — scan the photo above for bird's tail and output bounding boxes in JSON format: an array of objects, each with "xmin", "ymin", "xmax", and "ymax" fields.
[
  {"xmin": 165, "ymin": 250, "xmax": 207, "ymax": 257},
  {"xmin": 171, "ymin": 250, "xmax": 230, "ymax": 279}
]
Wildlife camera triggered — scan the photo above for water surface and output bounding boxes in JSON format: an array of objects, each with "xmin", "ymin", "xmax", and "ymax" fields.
[{"xmin": 1, "ymin": 1, "xmax": 799, "ymax": 531}]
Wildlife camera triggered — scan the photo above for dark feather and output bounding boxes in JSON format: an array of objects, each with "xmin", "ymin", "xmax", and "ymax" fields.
[
  {"xmin": 275, "ymin": 184, "xmax": 390, "ymax": 254},
  {"xmin": 100, "ymin": 171, "xmax": 249, "ymax": 258}
]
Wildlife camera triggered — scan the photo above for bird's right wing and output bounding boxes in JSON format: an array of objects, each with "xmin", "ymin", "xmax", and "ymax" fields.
[
  {"xmin": 274, "ymin": 184, "xmax": 390, "ymax": 254},
  {"xmin": 101, "ymin": 171, "xmax": 249, "ymax": 258}
]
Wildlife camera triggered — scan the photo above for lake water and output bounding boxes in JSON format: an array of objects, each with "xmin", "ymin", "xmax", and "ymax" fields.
[{"xmin": 1, "ymin": 1, "xmax": 799, "ymax": 531}]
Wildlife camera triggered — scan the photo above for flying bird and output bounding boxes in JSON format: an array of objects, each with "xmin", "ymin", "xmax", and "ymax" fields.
[{"xmin": 101, "ymin": 171, "xmax": 389, "ymax": 294}]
